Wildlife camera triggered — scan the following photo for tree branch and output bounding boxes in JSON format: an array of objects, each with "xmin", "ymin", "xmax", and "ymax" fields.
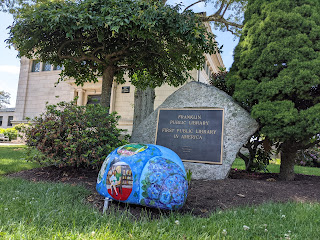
[
  {"xmin": 117, "ymin": 53, "xmax": 149, "ymax": 70},
  {"xmin": 237, "ymin": 151, "xmax": 249, "ymax": 163},
  {"xmin": 105, "ymin": 40, "xmax": 144, "ymax": 61},
  {"xmin": 201, "ymin": 14, "xmax": 243, "ymax": 33},
  {"xmin": 221, "ymin": 1, "xmax": 230, "ymax": 17},
  {"xmin": 105, "ymin": 41, "xmax": 133, "ymax": 60},
  {"xmin": 184, "ymin": 0, "xmax": 243, "ymax": 34},
  {"xmin": 183, "ymin": 0, "xmax": 205, "ymax": 12},
  {"xmin": 301, "ymin": 139, "xmax": 320, "ymax": 150},
  {"xmin": 214, "ymin": 0, "xmax": 227, "ymax": 16},
  {"xmin": 92, "ymin": 45, "xmax": 105, "ymax": 56},
  {"xmin": 58, "ymin": 53, "xmax": 104, "ymax": 65},
  {"xmin": 57, "ymin": 37, "xmax": 106, "ymax": 64}
]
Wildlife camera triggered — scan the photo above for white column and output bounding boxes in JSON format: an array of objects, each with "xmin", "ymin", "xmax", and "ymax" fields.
[
  {"xmin": 77, "ymin": 89, "xmax": 85, "ymax": 106},
  {"xmin": 70, "ymin": 90, "xmax": 76, "ymax": 101}
]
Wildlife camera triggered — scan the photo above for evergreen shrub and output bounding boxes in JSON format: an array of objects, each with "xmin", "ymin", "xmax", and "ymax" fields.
[{"xmin": 22, "ymin": 100, "xmax": 129, "ymax": 168}]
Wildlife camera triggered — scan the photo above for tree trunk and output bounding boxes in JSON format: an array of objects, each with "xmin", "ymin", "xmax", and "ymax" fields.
[
  {"xmin": 238, "ymin": 136, "xmax": 260, "ymax": 171},
  {"xmin": 132, "ymin": 87, "xmax": 155, "ymax": 136},
  {"xmin": 279, "ymin": 140, "xmax": 298, "ymax": 181},
  {"xmin": 237, "ymin": 151, "xmax": 251, "ymax": 170},
  {"xmin": 100, "ymin": 66, "xmax": 116, "ymax": 109}
]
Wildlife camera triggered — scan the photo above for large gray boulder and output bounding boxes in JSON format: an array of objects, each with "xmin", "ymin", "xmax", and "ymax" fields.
[{"xmin": 130, "ymin": 81, "xmax": 259, "ymax": 180}]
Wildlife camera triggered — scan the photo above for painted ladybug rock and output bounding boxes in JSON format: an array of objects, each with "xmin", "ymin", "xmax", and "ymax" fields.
[{"xmin": 96, "ymin": 143, "xmax": 188, "ymax": 210}]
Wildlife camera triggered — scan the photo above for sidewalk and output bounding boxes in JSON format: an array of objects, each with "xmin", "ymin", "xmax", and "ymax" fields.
[{"xmin": 0, "ymin": 140, "xmax": 25, "ymax": 146}]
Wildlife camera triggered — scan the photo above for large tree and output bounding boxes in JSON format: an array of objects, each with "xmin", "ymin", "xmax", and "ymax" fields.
[
  {"xmin": 227, "ymin": 0, "xmax": 320, "ymax": 180},
  {"xmin": 7, "ymin": 0, "xmax": 217, "ymax": 109},
  {"xmin": 132, "ymin": 0, "xmax": 247, "ymax": 130}
]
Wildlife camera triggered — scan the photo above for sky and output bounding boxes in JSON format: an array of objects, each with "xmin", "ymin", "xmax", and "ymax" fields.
[
  {"xmin": 0, "ymin": 12, "xmax": 20, "ymax": 108},
  {"xmin": 0, "ymin": 1, "xmax": 239, "ymax": 108}
]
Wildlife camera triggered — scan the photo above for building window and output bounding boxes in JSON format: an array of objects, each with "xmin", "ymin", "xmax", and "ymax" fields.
[
  {"xmin": 87, "ymin": 95, "xmax": 101, "ymax": 105},
  {"xmin": 53, "ymin": 65, "xmax": 63, "ymax": 70},
  {"xmin": 42, "ymin": 62, "xmax": 51, "ymax": 71},
  {"xmin": 31, "ymin": 60, "xmax": 40, "ymax": 72},
  {"xmin": 0, "ymin": 116, "xmax": 2, "ymax": 126},
  {"xmin": 7, "ymin": 116, "xmax": 13, "ymax": 126}
]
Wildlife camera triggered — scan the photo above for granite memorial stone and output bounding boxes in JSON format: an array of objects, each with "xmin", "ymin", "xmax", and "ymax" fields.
[{"xmin": 130, "ymin": 81, "xmax": 259, "ymax": 180}]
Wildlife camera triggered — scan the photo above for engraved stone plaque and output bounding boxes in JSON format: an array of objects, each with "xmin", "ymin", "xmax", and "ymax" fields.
[{"xmin": 155, "ymin": 108, "xmax": 224, "ymax": 164}]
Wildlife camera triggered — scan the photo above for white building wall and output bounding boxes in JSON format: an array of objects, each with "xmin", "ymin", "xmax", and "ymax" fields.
[
  {"xmin": 0, "ymin": 110, "xmax": 15, "ymax": 129},
  {"xmin": 13, "ymin": 57, "xmax": 75, "ymax": 123},
  {"xmin": 14, "ymin": 57, "xmax": 29, "ymax": 123}
]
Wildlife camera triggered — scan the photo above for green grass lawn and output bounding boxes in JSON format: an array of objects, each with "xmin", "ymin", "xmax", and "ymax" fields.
[
  {"xmin": 0, "ymin": 176, "xmax": 319, "ymax": 239},
  {"xmin": 1, "ymin": 146, "xmax": 320, "ymax": 239},
  {"xmin": 0, "ymin": 146, "xmax": 40, "ymax": 175},
  {"xmin": 232, "ymin": 158, "xmax": 320, "ymax": 176}
]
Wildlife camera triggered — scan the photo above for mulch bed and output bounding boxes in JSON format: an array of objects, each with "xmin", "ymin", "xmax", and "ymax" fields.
[{"xmin": 8, "ymin": 166, "xmax": 320, "ymax": 218}]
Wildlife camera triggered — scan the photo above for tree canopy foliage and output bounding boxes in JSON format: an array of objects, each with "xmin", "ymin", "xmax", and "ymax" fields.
[
  {"xmin": 0, "ymin": 90, "xmax": 10, "ymax": 109},
  {"xmin": 7, "ymin": 0, "xmax": 217, "ymax": 108},
  {"xmin": 227, "ymin": 0, "xmax": 320, "ymax": 180},
  {"xmin": 1, "ymin": 0, "xmax": 14, "ymax": 11}
]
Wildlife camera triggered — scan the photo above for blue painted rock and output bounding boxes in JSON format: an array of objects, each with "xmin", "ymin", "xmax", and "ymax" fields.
[{"xmin": 96, "ymin": 143, "xmax": 188, "ymax": 210}]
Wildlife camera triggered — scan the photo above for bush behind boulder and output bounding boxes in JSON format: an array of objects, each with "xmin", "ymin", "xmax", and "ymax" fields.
[{"xmin": 22, "ymin": 100, "xmax": 129, "ymax": 168}]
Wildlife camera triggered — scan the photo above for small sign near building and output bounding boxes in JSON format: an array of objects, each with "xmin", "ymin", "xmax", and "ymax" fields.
[{"xmin": 155, "ymin": 108, "xmax": 224, "ymax": 164}]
